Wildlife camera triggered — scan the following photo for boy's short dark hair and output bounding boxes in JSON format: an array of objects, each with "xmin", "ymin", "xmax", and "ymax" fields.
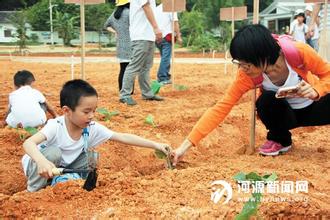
[
  {"xmin": 14, "ymin": 70, "xmax": 35, "ymax": 87},
  {"xmin": 60, "ymin": 79, "xmax": 98, "ymax": 111},
  {"xmin": 230, "ymin": 24, "xmax": 281, "ymax": 67}
]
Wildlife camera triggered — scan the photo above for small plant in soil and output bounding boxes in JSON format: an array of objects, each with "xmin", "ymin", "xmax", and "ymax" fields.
[
  {"xmin": 16, "ymin": 127, "xmax": 38, "ymax": 141},
  {"xmin": 233, "ymin": 172, "xmax": 278, "ymax": 220},
  {"xmin": 145, "ymin": 114, "xmax": 157, "ymax": 127},
  {"xmin": 96, "ymin": 108, "xmax": 119, "ymax": 121},
  {"xmin": 154, "ymin": 149, "xmax": 174, "ymax": 169},
  {"xmin": 174, "ymin": 84, "xmax": 188, "ymax": 91}
]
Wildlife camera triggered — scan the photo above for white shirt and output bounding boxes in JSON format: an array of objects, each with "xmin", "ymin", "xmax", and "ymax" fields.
[
  {"xmin": 129, "ymin": 0, "xmax": 156, "ymax": 41},
  {"xmin": 155, "ymin": 4, "xmax": 178, "ymax": 37},
  {"xmin": 6, "ymin": 85, "xmax": 47, "ymax": 128},
  {"xmin": 290, "ymin": 20, "xmax": 308, "ymax": 43},
  {"xmin": 262, "ymin": 61, "xmax": 313, "ymax": 109},
  {"xmin": 21, "ymin": 116, "xmax": 114, "ymax": 175}
]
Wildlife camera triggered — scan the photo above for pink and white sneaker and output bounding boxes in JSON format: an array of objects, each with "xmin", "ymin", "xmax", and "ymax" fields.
[{"xmin": 259, "ymin": 140, "xmax": 292, "ymax": 156}]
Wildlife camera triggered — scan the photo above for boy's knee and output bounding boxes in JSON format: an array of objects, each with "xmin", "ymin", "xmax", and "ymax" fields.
[
  {"xmin": 41, "ymin": 146, "xmax": 61, "ymax": 165},
  {"xmin": 39, "ymin": 103, "xmax": 47, "ymax": 112}
]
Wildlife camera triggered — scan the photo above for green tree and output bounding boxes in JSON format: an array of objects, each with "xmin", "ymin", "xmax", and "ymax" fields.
[
  {"xmin": 85, "ymin": 4, "xmax": 114, "ymax": 49},
  {"xmin": 180, "ymin": 7, "xmax": 206, "ymax": 47},
  {"xmin": 9, "ymin": 10, "xmax": 29, "ymax": 51},
  {"xmin": 26, "ymin": 0, "xmax": 79, "ymax": 31},
  {"xmin": 53, "ymin": 11, "xmax": 79, "ymax": 46}
]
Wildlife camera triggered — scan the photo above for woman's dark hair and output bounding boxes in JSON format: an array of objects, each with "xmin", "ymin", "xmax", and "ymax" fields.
[
  {"xmin": 230, "ymin": 24, "xmax": 281, "ymax": 67},
  {"xmin": 14, "ymin": 70, "xmax": 35, "ymax": 87},
  {"xmin": 294, "ymin": 13, "xmax": 305, "ymax": 20},
  {"xmin": 114, "ymin": 3, "xmax": 130, "ymax": 19},
  {"xmin": 60, "ymin": 79, "xmax": 98, "ymax": 111}
]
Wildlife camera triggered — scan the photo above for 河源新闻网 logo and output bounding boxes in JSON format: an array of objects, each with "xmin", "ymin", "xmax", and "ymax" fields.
[{"xmin": 211, "ymin": 180, "xmax": 233, "ymax": 204}]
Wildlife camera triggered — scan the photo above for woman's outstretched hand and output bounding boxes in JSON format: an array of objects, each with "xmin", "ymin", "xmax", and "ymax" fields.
[{"xmin": 171, "ymin": 139, "xmax": 193, "ymax": 167}]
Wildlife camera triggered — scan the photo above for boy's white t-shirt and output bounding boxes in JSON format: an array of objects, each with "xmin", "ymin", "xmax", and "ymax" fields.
[
  {"xmin": 21, "ymin": 116, "xmax": 114, "ymax": 175},
  {"xmin": 129, "ymin": 0, "xmax": 156, "ymax": 41},
  {"xmin": 155, "ymin": 4, "xmax": 178, "ymax": 38},
  {"xmin": 6, "ymin": 85, "xmax": 47, "ymax": 128}
]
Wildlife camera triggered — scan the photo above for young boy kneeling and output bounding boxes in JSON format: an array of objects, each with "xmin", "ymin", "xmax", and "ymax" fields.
[
  {"xmin": 2, "ymin": 70, "xmax": 57, "ymax": 128},
  {"xmin": 22, "ymin": 79, "xmax": 170, "ymax": 192}
]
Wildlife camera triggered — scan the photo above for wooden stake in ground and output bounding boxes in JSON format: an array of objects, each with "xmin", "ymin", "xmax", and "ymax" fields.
[
  {"xmin": 247, "ymin": 0, "xmax": 260, "ymax": 155},
  {"xmin": 220, "ymin": 6, "xmax": 247, "ymax": 76},
  {"xmin": 65, "ymin": 0, "xmax": 105, "ymax": 80},
  {"xmin": 220, "ymin": 5, "xmax": 252, "ymax": 153},
  {"xmin": 162, "ymin": 0, "xmax": 186, "ymax": 88}
]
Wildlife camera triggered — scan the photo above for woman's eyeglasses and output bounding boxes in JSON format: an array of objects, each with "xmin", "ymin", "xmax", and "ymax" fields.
[{"xmin": 231, "ymin": 59, "xmax": 251, "ymax": 70}]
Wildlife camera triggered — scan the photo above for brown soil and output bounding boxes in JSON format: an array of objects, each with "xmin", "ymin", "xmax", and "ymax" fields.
[{"xmin": 0, "ymin": 60, "xmax": 329, "ymax": 219}]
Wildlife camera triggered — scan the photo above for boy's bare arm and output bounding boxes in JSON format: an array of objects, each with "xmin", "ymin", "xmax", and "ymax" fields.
[
  {"xmin": 111, "ymin": 132, "xmax": 171, "ymax": 154},
  {"xmin": 44, "ymin": 101, "xmax": 58, "ymax": 118},
  {"xmin": 142, "ymin": 2, "xmax": 162, "ymax": 42},
  {"xmin": 23, "ymin": 132, "xmax": 56, "ymax": 178},
  {"xmin": 174, "ymin": 20, "xmax": 183, "ymax": 45}
]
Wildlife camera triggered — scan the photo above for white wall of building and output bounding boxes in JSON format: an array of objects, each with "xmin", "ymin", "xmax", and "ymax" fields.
[
  {"xmin": 0, "ymin": 25, "xmax": 112, "ymax": 45},
  {"xmin": 0, "ymin": 23, "xmax": 18, "ymax": 43}
]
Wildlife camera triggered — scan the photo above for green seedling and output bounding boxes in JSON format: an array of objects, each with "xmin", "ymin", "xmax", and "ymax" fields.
[
  {"xmin": 233, "ymin": 172, "xmax": 278, "ymax": 220},
  {"xmin": 151, "ymin": 80, "xmax": 162, "ymax": 95},
  {"xmin": 235, "ymin": 192, "xmax": 262, "ymax": 220},
  {"xmin": 154, "ymin": 149, "xmax": 174, "ymax": 169},
  {"xmin": 16, "ymin": 127, "xmax": 38, "ymax": 141},
  {"xmin": 25, "ymin": 127, "xmax": 38, "ymax": 135},
  {"xmin": 96, "ymin": 108, "xmax": 119, "ymax": 121},
  {"xmin": 145, "ymin": 114, "xmax": 157, "ymax": 127},
  {"xmin": 174, "ymin": 84, "xmax": 188, "ymax": 91},
  {"xmin": 233, "ymin": 172, "xmax": 278, "ymax": 183}
]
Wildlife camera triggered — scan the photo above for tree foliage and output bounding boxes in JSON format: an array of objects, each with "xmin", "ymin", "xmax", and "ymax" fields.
[
  {"xmin": 26, "ymin": 0, "xmax": 80, "ymax": 31},
  {"xmin": 10, "ymin": 0, "xmax": 273, "ymax": 50},
  {"xmin": 53, "ymin": 11, "xmax": 79, "ymax": 46},
  {"xmin": 0, "ymin": 0, "xmax": 38, "ymax": 10},
  {"xmin": 85, "ymin": 4, "xmax": 114, "ymax": 48},
  {"xmin": 8, "ymin": 10, "xmax": 29, "ymax": 51}
]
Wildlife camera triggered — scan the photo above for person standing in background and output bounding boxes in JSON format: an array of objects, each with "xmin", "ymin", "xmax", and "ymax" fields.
[
  {"xmin": 310, "ymin": 12, "xmax": 321, "ymax": 52},
  {"xmin": 104, "ymin": 0, "xmax": 134, "ymax": 94},
  {"xmin": 305, "ymin": 4, "xmax": 314, "ymax": 48},
  {"xmin": 119, "ymin": 0, "xmax": 164, "ymax": 105},
  {"xmin": 290, "ymin": 9, "xmax": 309, "ymax": 43},
  {"xmin": 154, "ymin": 1, "xmax": 182, "ymax": 85}
]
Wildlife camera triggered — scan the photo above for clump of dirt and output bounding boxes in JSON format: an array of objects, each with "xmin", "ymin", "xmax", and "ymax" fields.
[{"xmin": 0, "ymin": 60, "xmax": 329, "ymax": 218}]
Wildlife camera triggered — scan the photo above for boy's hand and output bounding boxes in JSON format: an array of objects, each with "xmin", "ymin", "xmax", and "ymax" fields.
[
  {"xmin": 37, "ymin": 159, "xmax": 56, "ymax": 179},
  {"xmin": 155, "ymin": 143, "xmax": 172, "ymax": 155},
  {"xmin": 177, "ymin": 35, "xmax": 183, "ymax": 46},
  {"xmin": 154, "ymin": 28, "xmax": 163, "ymax": 44}
]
